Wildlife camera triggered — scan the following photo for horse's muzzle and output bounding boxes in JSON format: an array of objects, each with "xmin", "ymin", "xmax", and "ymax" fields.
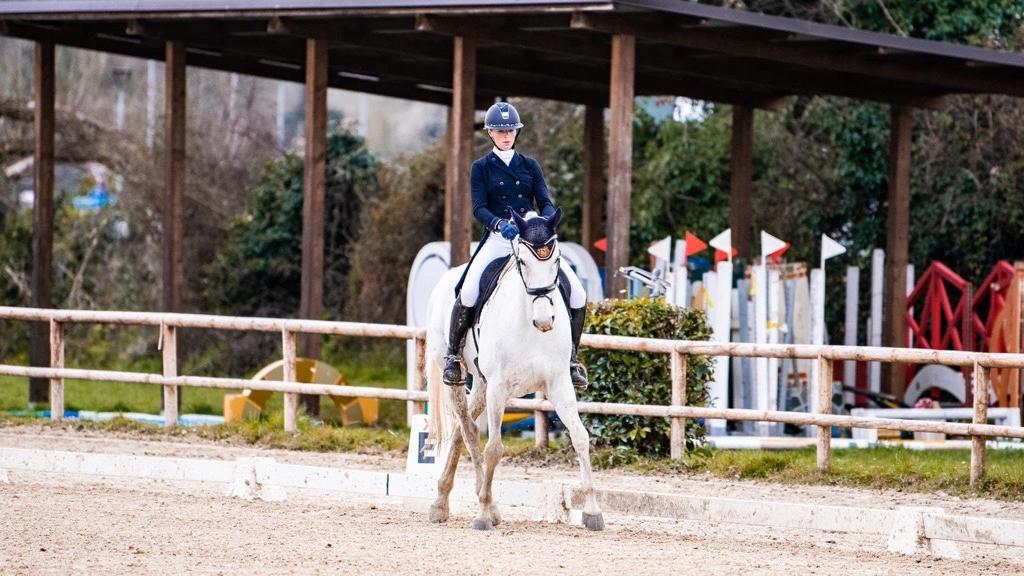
[{"xmin": 532, "ymin": 317, "xmax": 554, "ymax": 332}]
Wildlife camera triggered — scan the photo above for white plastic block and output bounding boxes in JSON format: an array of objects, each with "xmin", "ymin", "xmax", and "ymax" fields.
[
  {"xmin": 227, "ymin": 457, "xmax": 287, "ymax": 502},
  {"xmin": 887, "ymin": 507, "xmax": 960, "ymax": 559}
]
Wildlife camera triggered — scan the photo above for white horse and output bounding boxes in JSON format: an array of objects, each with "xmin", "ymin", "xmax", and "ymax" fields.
[{"xmin": 424, "ymin": 209, "xmax": 604, "ymax": 531}]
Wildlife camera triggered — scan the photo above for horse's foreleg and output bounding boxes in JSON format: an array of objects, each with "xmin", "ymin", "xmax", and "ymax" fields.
[
  {"xmin": 429, "ymin": 429, "xmax": 463, "ymax": 523},
  {"xmin": 548, "ymin": 379, "xmax": 604, "ymax": 531},
  {"xmin": 472, "ymin": 385, "xmax": 508, "ymax": 530}
]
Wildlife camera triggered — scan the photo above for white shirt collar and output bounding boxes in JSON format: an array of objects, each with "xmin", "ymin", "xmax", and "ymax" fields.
[{"xmin": 492, "ymin": 147, "xmax": 515, "ymax": 166}]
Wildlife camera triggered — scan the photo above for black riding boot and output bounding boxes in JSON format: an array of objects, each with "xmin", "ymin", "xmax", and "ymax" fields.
[
  {"xmin": 443, "ymin": 302, "xmax": 475, "ymax": 386},
  {"xmin": 569, "ymin": 306, "xmax": 589, "ymax": 391}
]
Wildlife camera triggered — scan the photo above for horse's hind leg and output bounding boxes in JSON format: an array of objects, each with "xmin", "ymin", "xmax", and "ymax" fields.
[
  {"xmin": 473, "ymin": 384, "xmax": 508, "ymax": 530},
  {"xmin": 451, "ymin": 384, "xmax": 486, "ymax": 496},
  {"xmin": 429, "ymin": 431, "xmax": 463, "ymax": 523},
  {"xmin": 430, "ymin": 383, "xmax": 489, "ymax": 524},
  {"xmin": 547, "ymin": 379, "xmax": 604, "ymax": 531}
]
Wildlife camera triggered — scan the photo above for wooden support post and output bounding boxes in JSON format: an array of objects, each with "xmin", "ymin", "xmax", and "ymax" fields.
[
  {"xmin": 448, "ymin": 36, "xmax": 476, "ymax": 267},
  {"xmin": 729, "ymin": 105, "xmax": 753, "ymax": 260},
  {"xmin": 605, "ymin": 34, "xmax": 635, "ymax": 298},
  {"xmin": 816, "ymin": 355, "xmax": 833, "ymax": 471},
  {"xmin": 884, "ymin": 105, "xmax": 912, "ymax": 397},
  {"xmin": 299, "ymin": 36, "xmax": 327, "ymax": 417},
  {"xmin": 161, "ymin": 41, "xmax": 186, "ymax": 417},
  {"xmin": 581, "ymin": 105, "xmax": 605, "ymax": 266},
  {"xmin": 410, "ymin": 336, "xmax": 427, "ymax": 420},
  {"xmin": 444, "ymin": 106, "xmax": 454, "ymax": 244},
  {"xmin": 970, "ymin": 362, "xmax": 989, "ymax": 486},
  {"xmin": 49, "ymin": 320, "xmax": 63, "ymax": 421},
  {"xmin": 29, "ymin": 41, "xmax": 55, "ymax": 407},
  {"xmin": 163, "ymin": 41, "xmax": 186, "ymax": 315},
  {"xmin": 533, "ymin": 390, "xmax": 549, "ymax": 449},
  {"xmin": 670, "ymin": 351, "xmax": 688, "ymax": 460},
  {"xmin": 161, "ymin": 324, "xmax": 178, "ymax": 428},
  {"xmin": 282, "ymin": 330, "xmax": 299, "ymax": 433}
]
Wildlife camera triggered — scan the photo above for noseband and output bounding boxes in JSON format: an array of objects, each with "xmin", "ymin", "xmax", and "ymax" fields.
[{"xmin": 511, "ymin": 235, "xmax": 560, "ymax": 306}]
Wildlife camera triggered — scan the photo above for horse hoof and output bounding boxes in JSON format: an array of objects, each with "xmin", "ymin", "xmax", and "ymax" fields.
[
  {"xmin": 428, "ymin": 505, "xmax": 449, "ymax": 523},
  {"xmin": 471, "ymin": 518, "xmax": 494, "ymax": 531},
  {"xmin": 488, "ymin": 507, "xmax": 502, "ymax": 527},
  {"xmin": 582, "ymin": 512, "xmax": 605, "ymax": 531}
]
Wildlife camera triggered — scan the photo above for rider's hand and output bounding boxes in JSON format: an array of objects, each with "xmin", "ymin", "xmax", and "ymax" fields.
[{"xmin": 498, "ymin": 219, "xmax": 518, "ymax": 240}]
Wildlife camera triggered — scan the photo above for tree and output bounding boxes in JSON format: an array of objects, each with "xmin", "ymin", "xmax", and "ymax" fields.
[{"xmin": 202, "ymin": 119, "xmax": 378, "ymax": 371}]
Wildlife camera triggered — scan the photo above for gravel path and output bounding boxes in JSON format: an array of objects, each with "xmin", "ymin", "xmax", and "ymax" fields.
[{"xmin": 1, "ymin": 425, "xmax": 1023, "ymax": 575}]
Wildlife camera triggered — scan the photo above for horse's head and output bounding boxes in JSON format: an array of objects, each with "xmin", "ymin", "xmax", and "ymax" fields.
[{"xmin": 510, "ymin": 208, "xmax": 562, "ymax": 332}]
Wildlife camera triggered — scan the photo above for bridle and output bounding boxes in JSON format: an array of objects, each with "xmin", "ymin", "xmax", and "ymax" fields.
[{"xmin": 511, "ymin": 234, "xmax": 560, "ymax": 307}]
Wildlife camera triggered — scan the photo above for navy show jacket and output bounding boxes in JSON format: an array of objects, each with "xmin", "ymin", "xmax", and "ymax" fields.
[{"xmin": 471, "ymin": 151, "xmax": 556, "ymax": 231}]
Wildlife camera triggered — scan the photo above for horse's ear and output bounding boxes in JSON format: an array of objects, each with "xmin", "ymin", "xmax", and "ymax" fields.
[
  {"xmin": 548, "ymin": 207, "xmax": 562, "ymax": 230},
  {"xmin": 511, "ymin": 209, "xmax": 528, "ymax": 232}
]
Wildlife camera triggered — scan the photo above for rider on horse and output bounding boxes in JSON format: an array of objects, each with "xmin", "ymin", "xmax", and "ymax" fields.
[{"xmin": 442, "ymin": 101, "xmax": 589, "ymax": 390}]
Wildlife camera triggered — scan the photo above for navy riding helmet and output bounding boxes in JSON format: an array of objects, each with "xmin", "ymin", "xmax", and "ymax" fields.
[{"xmin": 484, "ymin": 102, "xmax": 524, "ymax": 130}]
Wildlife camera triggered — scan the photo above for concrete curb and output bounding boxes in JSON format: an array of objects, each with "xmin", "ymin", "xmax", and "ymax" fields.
[{"xmin": 3, "ymin": 447, "xmax": 1023, "ymax": 556}]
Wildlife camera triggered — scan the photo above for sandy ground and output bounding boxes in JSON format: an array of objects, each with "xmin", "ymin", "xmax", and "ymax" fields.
[{"xmin": 1, "ymin": 425, "xmax": 1023, "ymax": 575}]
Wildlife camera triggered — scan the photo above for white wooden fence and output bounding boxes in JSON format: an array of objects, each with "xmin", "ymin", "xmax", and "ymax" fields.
[{"xmin": 1, "ymin": 306, "xmax": 1022, "ymax": 486}]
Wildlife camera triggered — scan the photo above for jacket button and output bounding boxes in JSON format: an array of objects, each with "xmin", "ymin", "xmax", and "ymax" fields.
[
  {"xmin": 516, "ymin": 180, "xmax": 520, "ymax": 185},
  {"xmin": 518, "ymin": 194, "xmax": 523, "ymax": 198},
  {"xmin": 519, "ymin": 207, "xmax": 526, "ymax": 213},
  {"xmin": 499, "ymin": 181, "xmax": 504, "ymax": 186}
]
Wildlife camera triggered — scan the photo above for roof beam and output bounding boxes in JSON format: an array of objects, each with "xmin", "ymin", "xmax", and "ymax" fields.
[
  {"xmin": 637, "ymin": 49, "xmax": 946, "ymax": 109},
  {"xmin": 2, "ymin": 21, "xmax": 471, "ymax": 107},
  {"xmin": 415, "ymin": 14, "xmax": 609, "ymax": 60},
  {"xmin": 415, "ymin": 14, "xmax": 784, "ymax": 108},
  {"xmin": 133, "ymin": 19, "xmax": 606, "ymax": 104},
  {"xmin": 571, "ymin": 12, "xmax": 1024, "ymax": 97}
]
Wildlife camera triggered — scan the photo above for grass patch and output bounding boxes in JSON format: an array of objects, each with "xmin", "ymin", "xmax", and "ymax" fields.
[
  {"xmin": 199, "ymin": 412, "xmax": 408, "ymax": 453},
  {"xmin": 0, "ymin": 341, "xmax": 408, "ymax": 428},
  {"xmin": 0, "ymin": 411, "xmax": 409, "ymax": 454}
]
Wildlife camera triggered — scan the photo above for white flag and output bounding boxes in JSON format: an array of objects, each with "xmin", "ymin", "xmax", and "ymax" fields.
[
  {"xmin": 709, "ymin": 228, "xmax": 732, "ymax": 254},
  {"xmin": 760, "ymin": 230, "xmax": 787, "ymax": 258},
  {"xmin": 648, "ymin": 236, "xmax": 671, "ymax": 262},
  {"xmin": 821, "ymin": 234, "xmax": 846, "ymax": 261}
]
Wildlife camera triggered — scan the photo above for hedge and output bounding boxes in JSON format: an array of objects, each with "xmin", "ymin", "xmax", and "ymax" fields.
[{"xmin": 579, "ymin": 297, "xmax": 714, "ymax": 456}]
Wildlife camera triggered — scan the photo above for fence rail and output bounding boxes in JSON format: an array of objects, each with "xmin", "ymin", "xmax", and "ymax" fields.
[{"xmin": 2, "ymin": 305, "xmax": 1022, "ymax": 487}]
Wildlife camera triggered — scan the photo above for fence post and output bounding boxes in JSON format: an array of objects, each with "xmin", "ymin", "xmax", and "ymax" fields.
[
  {"xmin": 670, "ymin": 351, "xmax": 687, "ymax": 460},
  {"xmin": 161, "ymin": 323, "xmax": 178, "ymax": 428},
  {"xmin": 411, "ymin": 336, "xmax": 426, "ymax": 419},
  {"xmin": 816, "ymin": 355, "xmax": 832, "ymax": 471},
  {"xmin": 970, "ymin": 361, "xmax": 989, "ymax": 486},
  {"xmin": 49, "ymin": 319, "xmax": 63, "ymax": 421},
  {"xmin": 534, "ymin": 390, "xmax": 549, "ymax": 449},
  {"xmin": 282, "ymin": 329, "xmax": 298, "ymax": 433}
]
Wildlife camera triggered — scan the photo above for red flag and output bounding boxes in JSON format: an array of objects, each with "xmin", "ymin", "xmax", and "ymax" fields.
[
  {"xmin": 684, "ymin": 231, "xmax": 708, "ymax": 256},
  {"xmin": 594, "ymin": 237, "xmax": 608, "ymax": 252},
  {"xmin": 714, "ymin": 247, "xmax": 739, "ymax": 264},
  {"xmin": 768, "ymin": 242, "xmax": 790, "ymax": 263}
]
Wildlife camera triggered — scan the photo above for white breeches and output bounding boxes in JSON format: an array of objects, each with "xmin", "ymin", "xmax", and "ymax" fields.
[{"xmin": 459, "ymin": 232, "xmax": 587, "ymax": 309}]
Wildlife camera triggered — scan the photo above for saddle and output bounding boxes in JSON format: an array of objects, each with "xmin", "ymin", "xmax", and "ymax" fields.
[{"xmin": 474, "ymin": 255, "xmax": 572, "ymax": 320}]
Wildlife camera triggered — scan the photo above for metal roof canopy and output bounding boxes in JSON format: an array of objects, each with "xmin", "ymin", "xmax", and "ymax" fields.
[{"xmin": 1, "ymin": 0, "xmax": 1023, "ymax": 109}]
